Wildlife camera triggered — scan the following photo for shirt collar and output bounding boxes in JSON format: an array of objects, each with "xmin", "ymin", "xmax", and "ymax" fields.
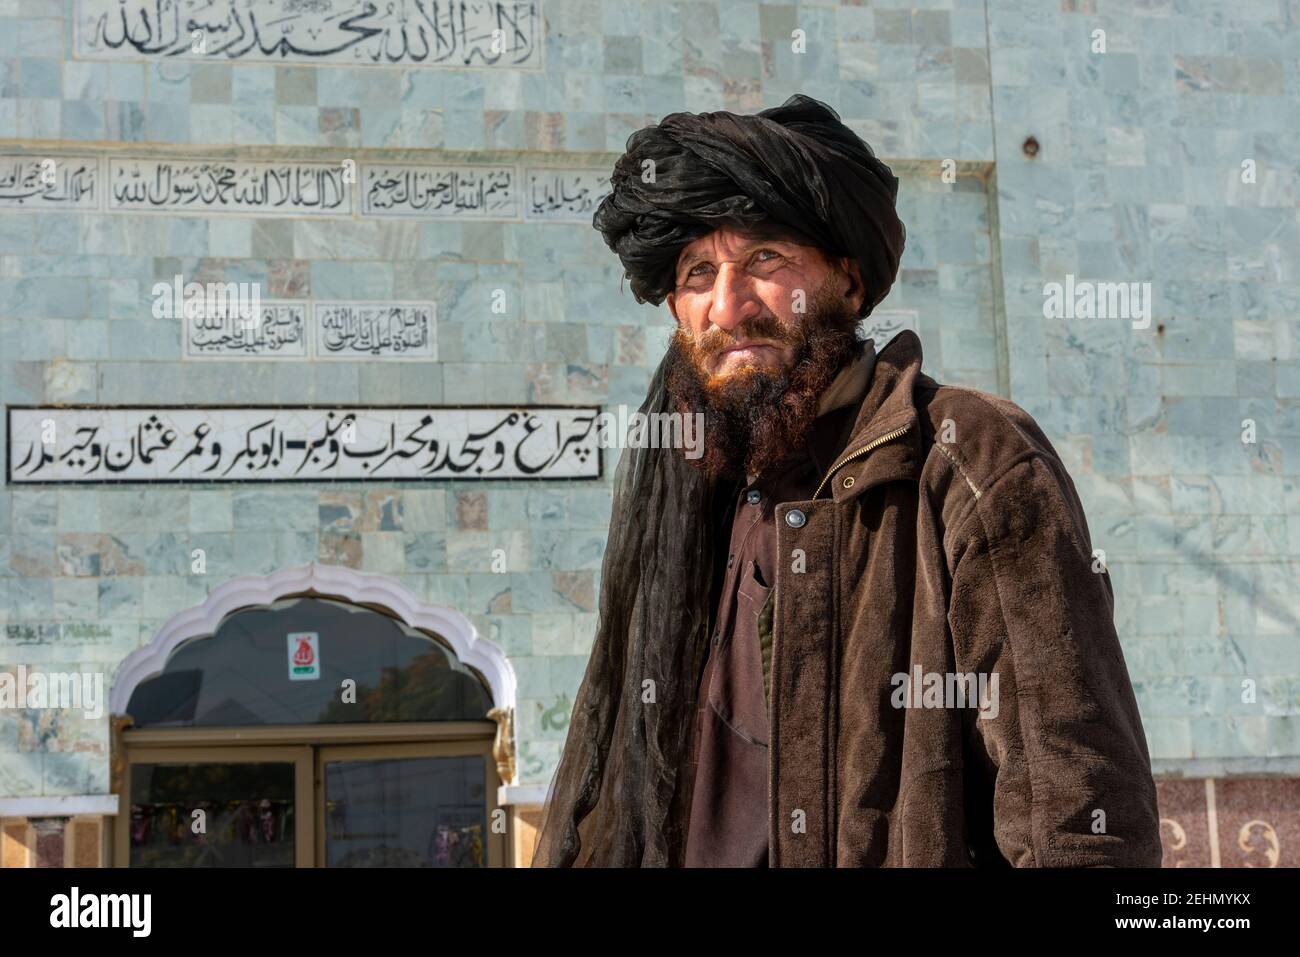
[{"xmin": 817, "ymin": 340, "xmax": 877, "ymax": 417}]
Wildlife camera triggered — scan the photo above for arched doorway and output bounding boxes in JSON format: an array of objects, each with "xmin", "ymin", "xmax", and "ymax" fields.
[{"xmin": 109, "ymin": 564, "xmax": 516, "ymax": 868}]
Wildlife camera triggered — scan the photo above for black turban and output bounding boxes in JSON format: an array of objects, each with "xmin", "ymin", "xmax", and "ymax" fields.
[{"xmin": 592, "ymin": 93, "xmax": 906, "ymax": 317}]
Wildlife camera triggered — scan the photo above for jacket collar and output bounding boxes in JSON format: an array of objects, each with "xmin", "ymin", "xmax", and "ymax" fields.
[
  {"xmin": 816, "ymin": 342, "xmax": 876, "ymax": 417},
  {"xmin": 816, "ymin": 330, "xmax": 927, "ymax": 503}
]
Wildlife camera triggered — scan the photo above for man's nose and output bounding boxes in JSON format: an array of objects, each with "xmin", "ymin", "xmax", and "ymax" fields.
[{"xmin": 707, "ymin": 263, "xmax": 761, "ymax": 332}]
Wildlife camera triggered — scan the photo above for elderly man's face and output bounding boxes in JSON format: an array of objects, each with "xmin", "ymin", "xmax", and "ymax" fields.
[{"xmin": 665, "ymin": 224, "xmax": 865, "ymax": 383}]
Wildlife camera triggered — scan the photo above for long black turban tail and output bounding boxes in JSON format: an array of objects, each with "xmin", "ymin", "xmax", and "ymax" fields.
[{"xmin": 532, "ymin": 95, "xmax": 906, "ymax": 867}]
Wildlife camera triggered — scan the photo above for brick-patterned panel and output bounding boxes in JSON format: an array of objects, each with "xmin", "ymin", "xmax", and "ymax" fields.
[{"xmin": 1157, "ymin": 777, "xmax": 1297, "ymax": 868}]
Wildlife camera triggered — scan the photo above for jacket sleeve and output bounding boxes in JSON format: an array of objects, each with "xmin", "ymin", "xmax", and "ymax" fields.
[{"xmin": 945, "ymin": 451, "xmax": 1164, "ymax": 867}]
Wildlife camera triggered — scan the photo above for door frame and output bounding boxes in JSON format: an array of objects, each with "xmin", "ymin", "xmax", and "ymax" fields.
[{"xmin": 113, "ymin": 722, "xmax": 502, "ymax": 867}]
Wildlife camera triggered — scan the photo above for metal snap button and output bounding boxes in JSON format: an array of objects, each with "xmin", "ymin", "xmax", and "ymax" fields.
[
  {"xmin": 746, "ymin": 489, "xmax": 761, "ymax": 505},
  {"xmin": 843, "ymin": 476, "xmax": 855, "ymax": 489},
  {"xmin": 785, "ymin": 508, "xmax": 806, "ymax": 528}
]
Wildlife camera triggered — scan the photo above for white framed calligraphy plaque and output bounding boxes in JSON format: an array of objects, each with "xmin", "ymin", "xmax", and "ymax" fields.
[
  {"xmin": 0, "ymin": 155, "xmax": 101, "ymax": 209},
  {"xmin": 109, "ymin": 158, "xmax": 353, "ymax": 216},
  {"xmin": 314, "ymin": 302, "xmax": 437, "ymax": 360},
  {"xmin": 361, "ymin": 164, "xmax": 518, "ymax": 219},
  {"xmin": 183, "ymin": 301, "xmax": 311, "ymax": 359},
  {"xmin": 523, "ymin": 169, "xmax": 612, "ymax": 222},
  {"xmin": 863, "ymin": 308, "xmax": 919, "ymax": 346},
  {"xmin": 74, "ymin": 0, "xmax": 545, "ymax": 70}
]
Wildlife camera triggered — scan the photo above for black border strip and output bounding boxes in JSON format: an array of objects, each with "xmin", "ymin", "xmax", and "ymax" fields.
[{"xmin": 5, "ymin": 404, "xmax": 606, "ymax": 486}]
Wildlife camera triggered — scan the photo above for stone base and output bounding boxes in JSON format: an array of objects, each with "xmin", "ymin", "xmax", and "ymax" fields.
[
  {"xmin": 0, "ymin": 816, "xmax": 104, "ymax": 868},
  {"xmin": 2, "ymin": 778, "xmax": 1293, "ymax": 867}
]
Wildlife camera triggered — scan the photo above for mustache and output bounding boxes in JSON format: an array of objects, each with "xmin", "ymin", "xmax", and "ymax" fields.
[{"xmin": 678, "ymin": 313, "xmax": 803, "ymax": 368}]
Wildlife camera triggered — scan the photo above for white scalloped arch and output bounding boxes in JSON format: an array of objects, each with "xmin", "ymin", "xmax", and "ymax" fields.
[{"xmin": 110, "ymin": 562, "xmax": 516, "ymax": 717}]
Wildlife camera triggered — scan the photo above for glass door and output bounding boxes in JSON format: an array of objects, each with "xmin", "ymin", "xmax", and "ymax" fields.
[
  {"xmin": 118, "ymin": 737, "xmax": 503, "ymax": 866},
  {"xmin": 316, "ymin": 742, "xmax": 500, "ymax": 867},
  {"xmin": 119, "ymin": 746, "xmax": 315, "ymax": 867}
]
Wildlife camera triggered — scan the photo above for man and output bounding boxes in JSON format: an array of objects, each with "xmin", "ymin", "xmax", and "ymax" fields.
[{"xmin": 532, "ymin": 95, "xmax": 1163, "ymax": 867}]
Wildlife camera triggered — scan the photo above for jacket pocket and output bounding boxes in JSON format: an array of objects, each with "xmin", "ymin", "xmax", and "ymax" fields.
[
  {"xmin": 708, "ymin": 560, "xmax": 772, "ymax": 746},
  {"xmin": 737, "ymin": 566, "xmax": 776, "ymax": 710},
  {"xmin": 756, "ymin": 589, "xmax": 774, "ymax": 710},
  {"xmin": 736, "ymin": 559, "xmax": 771, "ymax": 613}
]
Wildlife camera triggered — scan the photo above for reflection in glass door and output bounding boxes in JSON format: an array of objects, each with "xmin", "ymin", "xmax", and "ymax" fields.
[
  {"xmin": 121, "ymin": 746, "xmax": 315, "ymax": 867},
  {"xmin": 319, "ymin": 746, "xmax": 490, "ymax": 867},
  {"xmin": 130, "ymin": 762, "xmax": 295, "ymax": 867}
]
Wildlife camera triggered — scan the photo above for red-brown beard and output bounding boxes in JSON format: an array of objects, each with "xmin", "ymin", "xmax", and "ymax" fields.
[{"xmin": 663, "ymin": 282, "xmax": 864, "ymax": 481}]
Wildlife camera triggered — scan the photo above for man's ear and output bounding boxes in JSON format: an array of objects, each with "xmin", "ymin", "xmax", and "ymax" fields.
[
  {"xmin": 665, "ymin": 290, "xmax": 679, "ymax": 323},
  {"xmin": 840, "ymin": 257, "xmax": 866, "ymax": 314}
]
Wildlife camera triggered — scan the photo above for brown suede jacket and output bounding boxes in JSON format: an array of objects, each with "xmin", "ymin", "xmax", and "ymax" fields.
[{"xmin": 766, "ymin": 329, "xmax": 1163, "ymax": 866}]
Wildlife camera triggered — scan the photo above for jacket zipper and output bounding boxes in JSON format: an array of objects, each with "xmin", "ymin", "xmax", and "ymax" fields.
[{"xmin": 812, "ymin": 424, "xmax": 911, "ymax": 500}]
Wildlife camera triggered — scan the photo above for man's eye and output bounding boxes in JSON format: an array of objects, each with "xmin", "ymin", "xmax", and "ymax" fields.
[{"xmin": 679, "ymin": 253, "xmax": 780, "ymax": 284}]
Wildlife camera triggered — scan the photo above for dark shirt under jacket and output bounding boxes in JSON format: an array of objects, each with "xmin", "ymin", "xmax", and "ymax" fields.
[{"xmin": 683, "ymin": 403, "xmax": 860, "ymax": 867}]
